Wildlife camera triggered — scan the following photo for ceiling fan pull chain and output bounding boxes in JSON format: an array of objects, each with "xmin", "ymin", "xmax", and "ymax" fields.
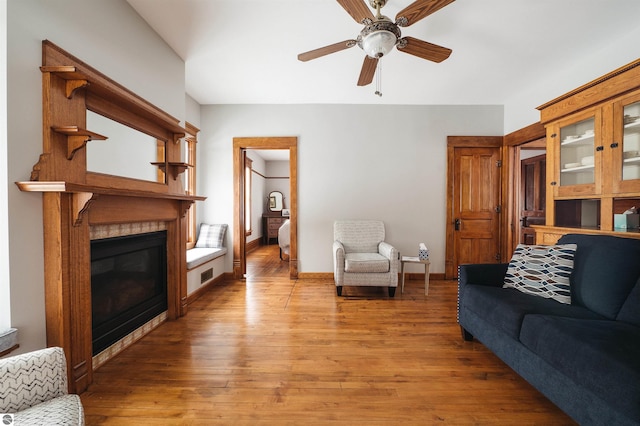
[{"xmin": 375, "ymin": 62, "xmax": 382, "ymax": 97}]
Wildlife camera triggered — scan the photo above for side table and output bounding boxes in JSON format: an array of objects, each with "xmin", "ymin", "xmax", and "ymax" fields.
[{"xmin": 400, "ymin": 256, "xmax": 431, "ymax": 295}]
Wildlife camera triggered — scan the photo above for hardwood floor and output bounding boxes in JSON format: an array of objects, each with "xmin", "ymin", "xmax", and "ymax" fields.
[{"xmin": 81, "ymin": 244, "xmax": 575, "ymax": 425}]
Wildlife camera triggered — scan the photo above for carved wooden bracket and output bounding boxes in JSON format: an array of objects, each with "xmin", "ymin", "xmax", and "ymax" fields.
[
  {"xmin": 72, "ymin": 192, "xmax": 96, "ymax": 226},
  {"xmin": 52, "ymin": 126, "xmax": 108, "ymax": 160},
  {"xmin": 30, "ymin": 153, "xmax": 50, "ymax": 181},
  {"xmin": 179, "ymin": 200, "xmax": 194, "ymax": 218},
  {"xmin": 40, "ymin": 66, "xmax": 89, "ymax": 99}
]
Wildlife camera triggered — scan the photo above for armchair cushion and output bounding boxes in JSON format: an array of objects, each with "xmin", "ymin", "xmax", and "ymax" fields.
[{"xmin": 345, "ymin": 253, "xmax": 389, "ymax": 273}]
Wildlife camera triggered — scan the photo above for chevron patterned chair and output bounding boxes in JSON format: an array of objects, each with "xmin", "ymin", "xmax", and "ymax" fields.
[
  {"xmin": 333, "ymin": 220, "xmax": 399, "ymax": 297},
  {"xmin": 0, "ymin": 346, "xmax": 84, "ymax": 425}
]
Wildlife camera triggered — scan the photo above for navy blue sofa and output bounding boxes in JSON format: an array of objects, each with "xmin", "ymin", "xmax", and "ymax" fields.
[{"xmin": 458, "ymin": 233, "xmax": 640, "ymax": 425}]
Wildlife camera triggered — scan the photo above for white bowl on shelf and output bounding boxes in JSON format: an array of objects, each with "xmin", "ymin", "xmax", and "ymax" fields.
[
  {"xmin": 564, "ymin": 162, "xmax": 581, "ymax": 169},
  {"xmin": 623, "ymin": 150, "xmax": 640, "ymax": 159}
]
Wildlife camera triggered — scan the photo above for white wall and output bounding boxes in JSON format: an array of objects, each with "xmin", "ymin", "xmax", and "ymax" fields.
[
  {"xmin": 503, "ymin": 25, "xmax": 640, "ymax": 133},
  {"xmin": 265, "ymin": 161, "xmax": 290, "ymax": 210},
  {"xmin": 246, "ymin": 150, "xmax": 266, "ymax": 245},
  {"xmin": 6, "ymin": 0, "xmax": 185, "ymax": 353},
  {"xmin": 198, "ymin": 104, "xmax": 504, "ymax": 275},
  {"xmin": 0, "ymin": 0, "xmax": 10, "ymax": 334}
]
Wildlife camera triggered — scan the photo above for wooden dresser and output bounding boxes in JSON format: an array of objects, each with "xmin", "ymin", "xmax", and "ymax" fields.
[{"xmin": 263, "ymin": 214, "xmax": 287, "ymax": 244}]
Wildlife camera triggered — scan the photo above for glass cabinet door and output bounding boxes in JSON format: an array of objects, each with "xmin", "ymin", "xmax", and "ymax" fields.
[
  {"xmin": 612, "ymin": 95, "xmax": 640, "ymax": 193},
  {"xmin": 553, "ymin": 110, "xmax": 601, "ymax": 197},
  {"xmin": 559, "ymin": 117, "xmax": 596, "ymax": 186}
]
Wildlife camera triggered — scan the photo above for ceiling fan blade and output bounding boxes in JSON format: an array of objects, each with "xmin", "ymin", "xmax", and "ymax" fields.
[
  {"xmin": 298, "ymin": 40, "xmax": 357, "ymax": 62},
  {"xmin": 357, "ymin": 56, "xmax": 378, "ymax": 86},
  {"xmin": 397, "ymin": 36, "xmax": 452, "ymax": 62},
  {"xmin": 336, "ymin": 0, "xmax": 375, "ymax": 24},
  {"xmin": 395, "ymin": 0, "xmax": 455, "ymax": 27}
]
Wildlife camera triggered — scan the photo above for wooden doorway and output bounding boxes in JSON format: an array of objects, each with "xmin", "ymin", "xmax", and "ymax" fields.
[
  {"xmin": 503, "ymin": 123, "xmax": 547, "ymax": 256},
  {"xmin": 520, "ymin": 153, "xmax": 546, "ymax": 244},
  {"xmin": 233, "ymin": 137, "xmax": 298, "ymax": 280},
  {"xmin": 445, "ymin": 137, "xmax": 503, "ymax": 279}
]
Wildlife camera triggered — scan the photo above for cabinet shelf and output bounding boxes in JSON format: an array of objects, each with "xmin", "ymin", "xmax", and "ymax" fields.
[
  {"xmin": 560, "ymin": 135, "xmax": 594, "ymax": 146},
  {"xmin": 561, "ymin": 164, "xmax": 594, "ymax": 173}
]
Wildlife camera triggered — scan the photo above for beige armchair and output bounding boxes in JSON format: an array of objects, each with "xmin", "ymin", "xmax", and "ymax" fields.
[
  {"xmin": 0, "ymin": 347, "xmax": 84, "ymax": 425},
  {"xmin": 333, "ymin": 220, "xmax": 399, "ymax": 297}
]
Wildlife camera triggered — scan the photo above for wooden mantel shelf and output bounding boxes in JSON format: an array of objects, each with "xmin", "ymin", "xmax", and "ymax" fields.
[
  {"xmin": 17, "ymin": 180, "xmax": 205, "ymax": 227},
  {"xmin": 16, "ymin": 180, "xmax": 205, "ymax": 202}
]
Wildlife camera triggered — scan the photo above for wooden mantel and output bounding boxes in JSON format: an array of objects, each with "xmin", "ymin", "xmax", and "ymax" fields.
[{"xmin": 16, "ymin": 41, "xmax": 205, "ymax": 394}]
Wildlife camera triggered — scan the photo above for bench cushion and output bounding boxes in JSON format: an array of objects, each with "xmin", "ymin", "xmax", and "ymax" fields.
[{"xmin": 186, "ymin": 247, "xmax": 227, "ymax": 270}]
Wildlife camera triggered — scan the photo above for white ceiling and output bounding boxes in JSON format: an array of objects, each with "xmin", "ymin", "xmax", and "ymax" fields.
[{"xmin": 127, "ymin": 0, "xmax": 640, "ymax": 106}]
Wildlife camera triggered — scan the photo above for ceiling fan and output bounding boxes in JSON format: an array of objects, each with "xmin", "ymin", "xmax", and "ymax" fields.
[{"xmin": 298, "ymin": 0, "xmax": 455, "ymax": 89}]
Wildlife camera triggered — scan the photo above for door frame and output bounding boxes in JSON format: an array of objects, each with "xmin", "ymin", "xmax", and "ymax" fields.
[
  {"xmin": 445, "ymin": 136, "xmax": 503, "ymax": 279},
  {"xmin": 503, "ymin": 122, "xmax": 546, "ymax": 256},
  {"xmin": 233, "ymin": 137, "xmax": 298, "ymax": 280}
]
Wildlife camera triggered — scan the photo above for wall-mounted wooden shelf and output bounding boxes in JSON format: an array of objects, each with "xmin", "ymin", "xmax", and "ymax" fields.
[
  {"xmin": 52, "ymin": 126, "xmax": 107, "ymax": 160},
  {"xmin": 151, "ymin": 162, "xmax": 190, "ymax": 181}
]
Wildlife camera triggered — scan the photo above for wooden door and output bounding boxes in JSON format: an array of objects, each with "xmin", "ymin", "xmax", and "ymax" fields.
[
  {"xmin": 520, "ymin": 154, "xmax": 546, "ymax": 244},
  {"xmin": 446, "ymin": 137, "xmax": 502, "ymax": 279}
]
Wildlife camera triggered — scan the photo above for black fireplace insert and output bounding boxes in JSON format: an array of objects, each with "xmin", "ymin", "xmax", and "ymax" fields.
[{"xmin": 91, "ymin": 231, "xmax": 167, "ymax": 355}]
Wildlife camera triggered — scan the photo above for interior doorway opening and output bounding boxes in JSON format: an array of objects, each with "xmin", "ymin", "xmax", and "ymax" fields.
[{"xmin": 233, "ymin": 137, "xmax": 298, "ymax": 280}]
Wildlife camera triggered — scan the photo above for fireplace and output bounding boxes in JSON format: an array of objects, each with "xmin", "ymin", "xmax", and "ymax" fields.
[{"xmin": 90, "ymin": 231, "xmax": 168, "ymax": 355}]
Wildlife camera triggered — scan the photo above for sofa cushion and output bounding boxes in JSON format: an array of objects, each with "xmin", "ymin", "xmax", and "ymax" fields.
[
  {"xmin": 520, "ymin": 315, "xmax": 640, "ymax": 421},
  {"xmin": 617, "ymin": 277, "xmax": 640, "ymax": 326},
  {"xmin": 461, "ymin": 284, "xmax": 603, "ymax": 339},
  {"xmin": 344, "ymin": 253, "xmax": 389, "ymax": 273},
  {"xmin": 558, "ymin": 234, "xmax": 640, "ymax": 319},
  {"xmin": 503, "ymin": 243, "xmax": 576, "ymax": 304},
  {"xmin": 195, "ymin": 223, "xmax": 227, "ymax": 248}
]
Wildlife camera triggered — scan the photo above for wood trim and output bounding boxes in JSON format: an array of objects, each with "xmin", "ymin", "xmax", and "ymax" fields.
[
  {"xmin": 0, "ymin": 344, "xmax": 19, "ymax": 357},
  {"xmin": 504, "ymin": 122, "xmax": 545, "ymax": 146},
  {"xmin": 502, "ymin": 123, "xmax": 547, "ymax": 258},
  {"xmin": 245, "ymin": 238, "xmax": 261, "ymax": 253},
  {"xmin": 233, "ymin": 137, "xmax": 298, "ymax": 280},
  {"xmin": 538, "ymin": 58, "xmax": 640, "ymax": 123},
  {"xmin": 186, "ymin": 273, "xmax": 226, "ymax": 306}
]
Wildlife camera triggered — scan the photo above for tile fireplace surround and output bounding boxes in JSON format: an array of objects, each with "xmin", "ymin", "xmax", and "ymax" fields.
[{"xmin": 90, "ymin": 221, "xmax": 168, "ymax": 370}]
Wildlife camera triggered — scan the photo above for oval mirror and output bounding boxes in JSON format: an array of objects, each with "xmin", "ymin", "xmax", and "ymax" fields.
[{"xmin": 268, "ymin": 191, "xmax": 283, "ymax": 212}]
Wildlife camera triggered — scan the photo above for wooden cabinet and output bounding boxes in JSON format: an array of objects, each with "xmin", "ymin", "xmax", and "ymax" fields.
[
  {"xmin": 536, "ymin": 58, "xmax": 640, "ymax": 241},
  {"xmin": 263, "ymin": 214, "xmax": 287, "ymax": 244}
]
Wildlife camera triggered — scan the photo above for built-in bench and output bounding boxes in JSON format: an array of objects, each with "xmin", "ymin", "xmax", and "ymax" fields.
[
  {"xmin": 186, "ymin": 224, "xmax": 228, "ymax": 300},
  {"xmin": 186, "ymin": 247, "xmax": 227, "ymax": 270}
]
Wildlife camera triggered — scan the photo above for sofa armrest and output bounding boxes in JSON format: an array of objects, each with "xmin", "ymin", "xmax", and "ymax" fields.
[
  {"xmin": 458, "ymin": 263, "xmax": 509, "ymax": 288},
  {"xmin": 0, "ymin": 347, "xmax": 68, "ymax": 413}
]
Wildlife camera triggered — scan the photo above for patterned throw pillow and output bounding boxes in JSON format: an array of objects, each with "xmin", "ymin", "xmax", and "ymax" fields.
[
  {"xmin": 195, "ymin": 224, "xmax": 227, "ymax": 248},
  {"xmin": 503, "ymin": 243, "xmax": 577, "ymax": 304}
]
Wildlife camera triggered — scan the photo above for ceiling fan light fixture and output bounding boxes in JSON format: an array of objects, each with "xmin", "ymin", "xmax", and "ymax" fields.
[
  {"xmin": 357, "ymin": 18, "xmax": 401, "ymax": 59},
  {"xmin": 361, "ymin": 30, "xmax": 396, "ymax": 58}
]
